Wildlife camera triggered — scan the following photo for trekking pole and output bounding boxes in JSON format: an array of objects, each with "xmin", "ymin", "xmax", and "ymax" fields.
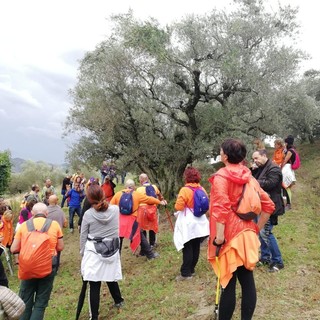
[
  {"xmin": 0, "ymin": 244, "xmax": 13, "ymax": 276},
  {"xmin": 214, "ymin": 245, "xmax": 222, "ymax": 320},
  {"xmin": 164, "ymin": 206, "xmax": 174, "ymax": 232}
]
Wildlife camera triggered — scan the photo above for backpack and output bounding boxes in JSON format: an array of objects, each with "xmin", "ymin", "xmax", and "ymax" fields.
[
  {"xmin": 187, "ymin": 186, "xmax": 209, "ymax": 217},
  {"xmin": 232, "ymin": 178, "xmax": 262, "ymax": 221},
  {"xmin": 119, "ymin": 191, "xmax": 134, "ymax": 215},
  {"xmin": 18, "ymin": 218, "xmax": 53, "ymax": 280},
  {"xmin": 145, "ymin": 184, "xmax": 157, "ymax": 198},
  {"xmin": 290, "ymin": 148, "xmax": 301, "ymax": 170}
]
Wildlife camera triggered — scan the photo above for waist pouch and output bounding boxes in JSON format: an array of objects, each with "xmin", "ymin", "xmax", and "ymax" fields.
[{"xmin": 88, "ymin": 237, "xmax": 120, "ymax": 258}]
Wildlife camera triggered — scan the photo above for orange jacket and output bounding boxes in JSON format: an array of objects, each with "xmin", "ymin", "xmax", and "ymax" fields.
[
  {"xmin": 175, "ymin": 183, "xmax": 208, "ymax": 211},
  {"xmin": 0, "ymin": 216, "xmax": 14, "ymax": 247},
  {"xmin": 272, "ymin": 148, "xmax": 284, "ymax": 166},
  {"xmin": 208, "ymin": 164, "xmax": 275, "ymax": 244},
  {"xmin": 110, "ymin": 188, "xmax": 161, "ymax": 217}
]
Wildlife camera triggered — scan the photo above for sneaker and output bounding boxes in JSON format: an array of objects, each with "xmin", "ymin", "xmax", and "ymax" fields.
[
  {"xmin": 113, "ymin": 301, "xmax": 125, "ymax": 309},
  {"xmin": 256, "ymin": 260, "xmax": 270, "ymax": 267},
  {"xmin": 69, "ymin": 228, "xmax": 74, "ymax": 234},
  {"xmin": 268, "ymin": 263, "xmax": 284, "ymax": 272},
  {"xmin": 147, "ymin": 252, "xmax": 160, "ymax": 260},
  {"xmin": 176, "ymin": 275, "xmax": 193, "ymax": 281}
]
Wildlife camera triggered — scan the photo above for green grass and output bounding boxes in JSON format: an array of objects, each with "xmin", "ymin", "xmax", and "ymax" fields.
[{"xmin": 2, "ymin": 141, "xmax": 320, "ymax": 319}]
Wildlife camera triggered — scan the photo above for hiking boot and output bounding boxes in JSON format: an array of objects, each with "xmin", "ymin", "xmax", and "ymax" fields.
[
  {"xmin": 176, "ymin": 275, "xmax": 193, "ymax": 281},
  {"xmin": 113, "ymin": 301, "xmax": 125, "ymax": 309},
  {"xmin": 147, "ymin": 252, "xmax": 160, "ymax": 260},
  {"xmin": 138, "ymin": 251, "xmax": 146, "ymax": 257},
  {"xmin": 268, "ymin": 263, "xmax": 284, "ymax": 272}
]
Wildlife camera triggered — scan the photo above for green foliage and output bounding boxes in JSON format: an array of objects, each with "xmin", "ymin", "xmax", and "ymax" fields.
[
  {"xmin": 8, "ymin": 161, "xmax": 65, "ymax": 195},
  {"xmin": 0, "ymin": 150, "xmax": 11, "ymax": 195},
  {"xmin": 66, "ymin": 0, "xmax": 312, "ymax": 197},
  {"xmin": 4, "ymin": 142, "xmax": 320, "ymax": 319}
]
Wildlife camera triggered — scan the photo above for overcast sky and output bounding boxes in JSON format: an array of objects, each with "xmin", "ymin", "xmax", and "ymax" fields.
[{"xmin": 0, "ymin": 0, "xmax": 319, "ymax": 164}]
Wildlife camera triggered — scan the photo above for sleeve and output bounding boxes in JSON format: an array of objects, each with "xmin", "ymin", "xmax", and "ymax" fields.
[
  {"xmin": 259, "ymin": 187, "xmax": 275, "ymax": 214},
  {"xmin": 55, "ymin": 222, "xmax": 63, "ymax": 238},
  {"xmin": 80, "ymin": 214, "xmax": 89, "ymax": 256},
  {"xmin": 174, "ymin": 188, "xmax": 188, "ymax": 211},
  {"xmin": 211, "ymin": 175, "xmax": 232, "ymax": 224},
  {"xmin": 257, "ymin": 167, "xmax": 282, "ymax": 192},
  {"xmin": 135, "ymin": 192, "xmax": 160, "ymax": 207}
]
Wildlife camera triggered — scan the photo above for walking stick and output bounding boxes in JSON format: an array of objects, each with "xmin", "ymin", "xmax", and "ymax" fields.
[
  {"xmin": 75, "ymin": 279, "xmax": 88, "ymax": 320},
  {"xmin": 214, "ymin": 245, "xmax": 222, "ymax": 320},
  {"xmin": 0, "ymin": 244, "xmax": 13, "ymax": 276},
  {"xmin": 164, "ymin": 206, "xmax": 174, "ymax": 232}
]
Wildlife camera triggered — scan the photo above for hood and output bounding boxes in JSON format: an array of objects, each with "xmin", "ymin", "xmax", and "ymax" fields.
[
  {"xmin": 91, "ymin": 208, "xmax": 114, "ymax": 225},
  {"xmin": 209, "ymin": 164, "xmax": 252, "ymax": 186}
]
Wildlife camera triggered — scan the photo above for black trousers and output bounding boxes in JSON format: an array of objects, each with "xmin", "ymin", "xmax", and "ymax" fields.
[
  {"xmin": 219, "ymin": 266, "xmax": 256, "ymax": 320},
  {"xmin": 180, "ymin": 237, "xmax": 202, "ymax": 277},
  {"xmin": 142, "ymin": 230, "xmax": 156, "ymax": 246},
  {"xmin": 89, "ymin": 281, "xmax": 123, "ymax": 319},
  {"xmin": 0, "ymin": 259, "xmax": 8, "ymax": 287}
]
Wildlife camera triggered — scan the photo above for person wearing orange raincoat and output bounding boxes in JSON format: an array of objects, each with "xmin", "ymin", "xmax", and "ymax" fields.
[
  {"xmin": 208, "ymin": 139, "xmax": 275, "ymax": 320},
  {"xmin": 0, "ymin": 209, "xmax": 14, "ymax": 250}
]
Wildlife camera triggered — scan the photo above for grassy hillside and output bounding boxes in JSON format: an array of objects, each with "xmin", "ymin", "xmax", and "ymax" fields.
[{"xmin": 2, "ymin": 141, "xmax": 320, "ymax": 320}]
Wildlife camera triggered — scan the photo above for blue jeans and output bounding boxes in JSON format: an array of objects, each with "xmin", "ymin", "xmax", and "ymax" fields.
[
  {"xmin": 69, "ymin": 206, "xmax": 81, "ymax": 229},
  {"xmin": 259, "ymin": 219, "xmax": 283, "ymax": 264},
  {"xmin": 19, "ymin": 268, "xmax": 56, "ymax": 320}
]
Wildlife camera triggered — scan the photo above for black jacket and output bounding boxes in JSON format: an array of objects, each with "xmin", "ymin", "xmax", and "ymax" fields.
[{"xmin": 252, "ymin": 159, "xmax": 285, "ymax": 224}]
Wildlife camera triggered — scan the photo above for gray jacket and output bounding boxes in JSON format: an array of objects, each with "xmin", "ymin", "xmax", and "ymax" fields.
[{"xmin": 79, "ymin": 205, "xmax": 119, "ymax": 256}]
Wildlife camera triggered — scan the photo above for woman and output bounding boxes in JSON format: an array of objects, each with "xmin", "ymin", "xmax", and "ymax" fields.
[
  {"xmin": 280, "ymin": 135, "xmax": 296, "ymax": 209},
  {"xmin": 174, "ymin": 167, "xmax": 210, "ymax": 281},
  {"xmin": 80, "ymin": 185, "xmax": 124, "ymax": 320},
  {"xmin": 16, "ymin": 196, "xmax": 37, "ymax": 231},
  {"xmin": 208, "ymin": 139, "xmax": 275, "ymax": 320},
  {"xmin": 101, "ymin": 175, "xmax": 116, "ymax": 202},
  {"xmin": 272, "ymin": 138, "xmax": 285, "ymax": 166}
]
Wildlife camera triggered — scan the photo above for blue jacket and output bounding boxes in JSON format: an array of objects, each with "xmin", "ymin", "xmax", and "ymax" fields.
[{"xmin": 67, "ymin": 189, "xmax": 85, "ymax": 208}]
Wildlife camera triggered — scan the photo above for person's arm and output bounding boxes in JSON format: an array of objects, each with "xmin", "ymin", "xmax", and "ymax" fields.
[
  {"xmin": 280, "ymin": 150, "xmax": 293, "ymax": 168},
  {"xmin": 56, "ymin": 238, "xmax": 64, "ymax": 252},
  {"xmin": 10, "ymin": 238, "xmax": 21, "ymax": 254},
  {"xmin": 174, "ymin": 187, "xmax": 188, "ymax": 211},
  {"xmin": 215, "ymin": 222, "xmax": 225, "ymax": 245},
  {"xmin": 257, "ymin": 212, "xmax": 270, "ymax": 231},
  {"xmin": 257, "ymin": 167, "xmax": 282, "ymax": 192}
]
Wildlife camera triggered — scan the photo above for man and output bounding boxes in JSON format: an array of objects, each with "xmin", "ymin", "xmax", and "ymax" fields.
[
  {"xmin": 41, "ymin": 179, "xmax": 55, "ymax": 202},
  {"xmin": 110, "ymin": 179, "xmax": 167, "ymax": 260},
  {"xmin": 11, "ymin": 202, "xmax": 64, "ymax": 320},
  {"xmin": 47, "ymin": 195, "xmax": 67, "ymax": 270},
  {"xmin": 60, "ymin": 174, "xmax": 71, "ymax": 207},
  {"xmin": 65, "ymin": 181, "xmax": 85, "ymax": 233},
  {"xmin": 136, "ymin": 173, "xmax": 163, "ymax": 248},
  {"xmin": 252, "ymin": 149, "xmax": 285, "ymax": 272}
]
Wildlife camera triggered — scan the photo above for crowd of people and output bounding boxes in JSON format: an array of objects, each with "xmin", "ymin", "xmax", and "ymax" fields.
[{"xmin": 0, "ymin": 136, "xmax": 299, "ymax": 320}]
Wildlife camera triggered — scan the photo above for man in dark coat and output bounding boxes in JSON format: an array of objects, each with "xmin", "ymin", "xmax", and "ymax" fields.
[{"xmin": 252, "ymin": 149, "xmax": 285, "ymax": 272}]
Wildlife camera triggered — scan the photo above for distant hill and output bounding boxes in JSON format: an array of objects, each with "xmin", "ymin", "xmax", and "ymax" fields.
[
  {"xmin": 10, "ymin": 158, "xmax": 68, "ymax": 173},
  {"xmin": 10, "ymin": 158, "xmax": 26, "ymax": 173}
]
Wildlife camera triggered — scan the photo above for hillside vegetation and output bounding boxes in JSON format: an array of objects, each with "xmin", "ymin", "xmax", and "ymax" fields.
[{"xmin": 2, "ymin": 141, "xmax": 320, "ymax": 320}]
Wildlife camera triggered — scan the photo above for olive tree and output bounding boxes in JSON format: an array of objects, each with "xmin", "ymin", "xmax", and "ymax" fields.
[{"xmin": 66, "ymin": 0, "xmax": 305, "ymax": 197}]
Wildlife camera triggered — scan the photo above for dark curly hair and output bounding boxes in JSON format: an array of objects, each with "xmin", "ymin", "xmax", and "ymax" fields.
[
  {"xmin": 183, "ymin": 167, "xmax": 201, "ymax": 183},
  {"xmin": 86, "ymin": 185, "xmax": 109, "ymax": 212},
  {"xmin": 221, "ymin": 138, "xmax": 247, "ymax": 164}
]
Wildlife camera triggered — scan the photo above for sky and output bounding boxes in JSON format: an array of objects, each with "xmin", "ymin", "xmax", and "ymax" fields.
[{"xmin": 0, "ymin": 0, "xmax": 319, "ymax": 164}]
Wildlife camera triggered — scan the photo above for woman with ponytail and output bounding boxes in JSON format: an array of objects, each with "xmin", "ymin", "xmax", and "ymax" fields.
[{"xmin": 80, "ymin": 185, "xmax": 124, "ymax": 320}]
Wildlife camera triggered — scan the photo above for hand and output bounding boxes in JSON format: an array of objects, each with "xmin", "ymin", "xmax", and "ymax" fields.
[
  {"xmin": 160, "ymin": 200, "xmax": 167, "ymax": 206},
  {"xmin": 213, "ymin": 237, "xmax": 225, "ymax": 246}
]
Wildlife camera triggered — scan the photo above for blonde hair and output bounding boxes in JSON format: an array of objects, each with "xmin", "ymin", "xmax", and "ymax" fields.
[{"xmin": 253, "ymin": 138, "xmax": 265, "ymax": 150}]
